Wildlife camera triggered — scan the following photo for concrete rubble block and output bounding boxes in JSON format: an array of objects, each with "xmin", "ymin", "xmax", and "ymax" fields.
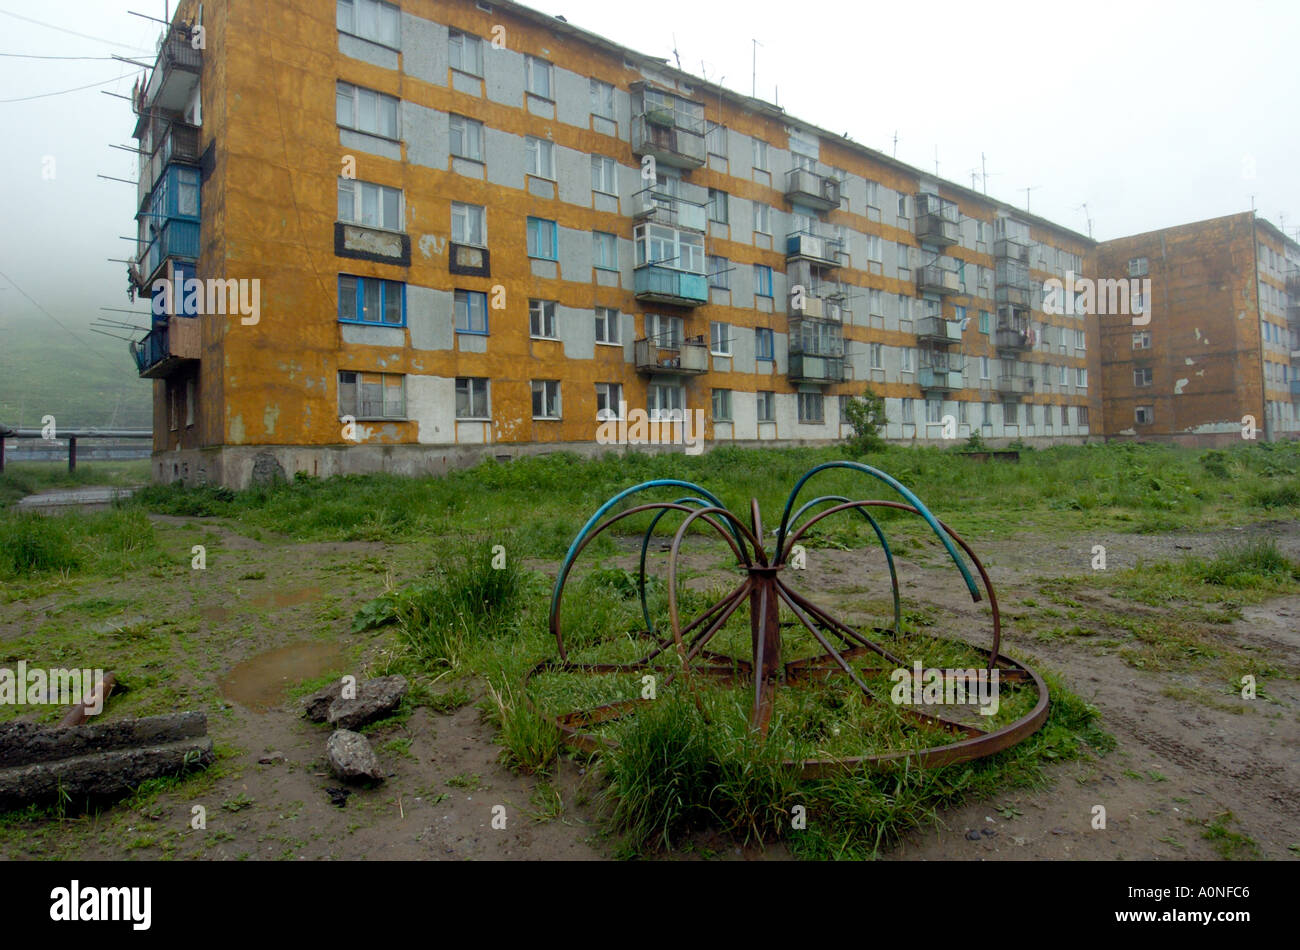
[
  {"xmin": 0, "ymin": 712, "xmax": 214, "ymax": 811},
  {"xmin": 302, "ymin": 680, "xmax": 347, "ymax": 722},
  {"xmin": 325, "ymin": 729, "xmax": 384, "ymax": 784},
  {"xmin": 325, "ymin": 675, "xmax": 409, "ymax": 731}
]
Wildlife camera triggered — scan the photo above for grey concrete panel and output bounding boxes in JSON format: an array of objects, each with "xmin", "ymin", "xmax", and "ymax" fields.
[
  {"xmin": 485, "ymin": 49, "xmax": 525, "ymax": 106},
  {"xmin": 339, "ymin": 34, "xmax": 398, "ymax": 70},
  {"xmin": 407, "ymin": 286, "xmax": 453, "ymax": 351},
  {"xmin": 400, "ymin": 13, "xmax": 446, "ymax": 85},
  {"xmin": 340, "ymin": 128, "xmax": 401, "ymax": 162},
  {"xmin": 402, "ymin": 102, "xmax": 447, "ymax": 170}
]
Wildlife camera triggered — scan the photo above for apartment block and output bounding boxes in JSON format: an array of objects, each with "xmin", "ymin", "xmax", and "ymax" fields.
[
  {"xmin": 125, "ymin": 0, "xmax": 1102, "ymax": 488},
  {"xmin": 1092, "ymin": 213, "xmax": 1300, "ymax": 445}
]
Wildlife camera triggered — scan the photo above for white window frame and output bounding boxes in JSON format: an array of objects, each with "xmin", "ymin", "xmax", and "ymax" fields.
[
  {"xmin": 647, "ymin": 383, "xmax": 685, "ymax": 421},
  {"xmin": 337, "ymin": 0, "xmax": 400, "ymax": 49},
  {"xmin": 451, "ymin": 202, "xmax": 486, "ymax": 247},
  {"xmin": 455, "ymin": 376, "xmax": 490, "ymax": 420},
  {"xmin": 525, "ymin": 137, "xmax": 555, "ymax": 180},
  {"xmin": 339, "ymin": 370, "xmax": 406, "ymax": 420},
  {"xmin": 593, "ymin": 231, "xmax": 618, "ymax": 271},
  {"xmin": 595, "ymin": 307, "xmax": 621, "ymax": 345},
  {"xmin": 756, "ymin": 390, "xmax": 775, "ymax": 423},
  {"xmin": 448, "ymin": 30, "xmax": 483, "ymax": 76},
  {"xmin": 710, "ymin": 321, "xmax": 731, "ymax": 356},
  {"xmin": 530, "ymin": 299, "xmax": 558, "ymax": 339},
  {"xmin": 752, "ymin": 138, "xmax": 769, "ymax": 171},
  {"xmin": 590, "ymin": 79, "xmax": 615, "ymax": 119},
  {"xmin": 532, "ymin": 380, "xmax": 562, "ymax": 419},
  {"xmin": 712, "ymin": 388, "xmax": 733, "ymax": 421},
  {"xmin": 596, "ymin": 382, "xmax": 623, "ymax": 420},
  {"xmin": 337, "ymin": 178, "xmax": 403, "ymax": 231},
  {"xmin": 525, "ymin": 56, "xmax": 554, "ymax": 99},
  {"xmin": 591, "ymin": 155, "xmax": 618, "ymax": 195},
  {"xmin": 336, "ymin": 82, "xmax": 400, "ymax": 139},
  {"xmin": 449, "ymin": 114, "xmax": 484, "ymax": 161},
  {"xmin": 754, "ymin": 202, "xmax": 772, "ymax": 235}
]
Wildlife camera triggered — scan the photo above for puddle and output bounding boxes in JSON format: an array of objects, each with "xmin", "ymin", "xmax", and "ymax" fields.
[
  {"xmin": 218, "ymin": 641, "xmax": 346, "ymax": 713},
  {"xmin": 250, "ymin": 586, "xmax": 323, "ymax": 610}
]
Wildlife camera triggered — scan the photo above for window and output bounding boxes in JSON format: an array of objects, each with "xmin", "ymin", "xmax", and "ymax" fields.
[
  {"xmin": 525, "ymin": 137, "xmax": 555, "ymax": 179},
  {"xmin": 897, "ymin": 194, "xmax": 908, "ymax": 218},
  {"xmin": 1076, "ymin": 367, "xmax": 1088, "ymax": 388},
  {"xmin": 710, "ymin": 321, "xmax": 731, "ymax": 356},
  {"xmin": 455, "ymin": 377, "xmax": 490, "ymax": 419},
  {"xmin": 1128, "ymin": 256, "xmax": 1149, "ymax": 277},
  {"xmin": 1075, "ymin": 328, "xmax": 1087, "ymax": 350},
  {"xmin": 958, "ymin": 400, "xmax": 968, "ymax": 426},
  {"xmin": 634, "ymin": 223, "xmax": 704, "ymax": 273},
  {"xmin": 595, "ymin": 307, "xmax": 621, "ymax": 345},
  {"xmin": 898, "ymin": 295, "xmax": 912, "ymax": 320},
  {"xmin": 865, "ymin": 181, "xmax": 880, "ymax": 208},
  {"xmin": 337, "ymin": 0, "xmax": 400, "ymax": 48},
  {"xmin": 451, "ymin": 202, "xmax": 486, "ymax": 247},
  {"xmin": 454, "ymin": 290, "xmax": 488, "ymax": 334},
  {"xmin": 646, "ymin": 313, "xmax": 683, "ymax": 347},
  {"xmin": 1059, "ymin": 364, "xmax": 1068, "ymax": 385},
  {"xmin": 590, "ymin": 79, "xmax": 615, "ymax": 119},
  {"xmin": 869, "ymin": 289, "xmax": 883, "ymax": 315},
  {"xmin": 176, "ymin": 167, "xmax": 199, "ymax": 217},
  {"xmin": 756, "ymin": 390, "xmax": 775, "ymax": 423},
  {"xmin": 955, "ymin": 305, "xmax": 967, "ymax": 326},
  {"xmin": 901, "ymin": 398, "xmax": 914, "ymax": 424},
  {"xmin": 532, "ymin": 380, "xmax": 561, "ymax": 419},
  {"xmin": 1003, "ymin": 402, "xmax": 1018, "ymax": 426},
  {"xmin": 1076, "ymin": 406, "xmax": 1089, "ymax": 428},
  {"xmin": 338, "ymin": 275, "xmax": 404, "ymax": 325},
  {"xmin": 754, "ymin": 265, "xmax": 773, "ymax": 298},
  {"xmin": 525, "ymin": 56, "xmax": 553, "ymax": 98},
  {"xmin": 448, "ymin": 30, "xmax": 483, "ymax": 75},
  {"xmin": 1134, "ymin": 366, "xmax": 1153, "ymax": 387},
  {"xmin": 752, "ymin": 139, "xmax": 769, "ymax": 170},
  {"xmin": 798, "ymin": 391, "xmax": 824, "ymax": 423},
  {"xmin": 709, "ymin": 255, "xmax": 731, "ymax": 290},
  {"xmin": 336, "ymin": 83, "xmax": 399, "ymax": 139},
  {"xmin": 591, "ymin": 155, "xmax": 618, "ymax": 195},
  {"xmin": 1135, "ymin": 406, "xmax": 1154, "ymax": 425},
  {"xmin": 979, "ymin": 310, "xmax": 990, "ymax": 334},
  {"xmin": 593, "ymin": 231, "xmax": 618, "ymax": 271},
  {"xmin": 338, "ymin": 371, "xmax": 404, "ymax": 420},
  {"xmin": 752, "ymin": 202, "xmax": 773, "ymax": 236},
  {"xmin": 900, "ymin": 347, "xmax": 914, "ymax": 373},
  {"xmin": 647, "ymin": 382, "xmax": 685, "ymax": 421},
  {"xmin": 337, "ymin": 178, "xmax": 403, "ymax": 230},
  {"xmin": 869, "ymin": 343, "xmax": 883, "ymax": 370},
  {"xmin": 707, "ymin": 189, "xmax": 729, "ymax": 224},
  {"xmin": 867, "ymin": 235, "xmax": 883, "ymax": 263},
  {"xmin": 530, "ymin": 299, "xmax": 557, "ymax": 338},
  {"xmin": 980, "ymin": 356, "xmax": 991, "ymax": 379},
  {"xmin": 756, "ymin": 327, "xmax": 774, "ymax": 361},
  {"xmin": 926, "ymin": 398, "xmax": 942, "ymax": 424},
  {"xmin": 449, "ymin": 114, "xmax": 483, "ymax": 160},
  {"xmin": 705, "ymin": 121, "xmax": 727, "ymax": 157},
  {"xmin": 897, "ymin": 244, "xmax": 909, "ymax": 270},
  {"xmin": 527, "ymin": 217, "xmax": 558, "ymax": 259},
  {"xmin": 712, "ymin": 389, "xmax": 733, "ymax": 421},
  {"xmin": 596, "ymin": 382, "xmax": 623, "ymax": 420}
]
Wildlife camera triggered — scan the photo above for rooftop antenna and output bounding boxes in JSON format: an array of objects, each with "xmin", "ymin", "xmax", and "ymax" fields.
[
  {"xmin": 1022, "ymin": 185, "xmax": 1039, "ymax": 212},
  {"xmin": 1074, "ymin": 202, "xmax": 1093, "ymax": 239},
  {"xmin": 892, "ymin": 131, "xmax": 899, "ymax": 159},
  {"xmin": 934, "ymin": 145, "xmax": 939, "ymax": 177},
  {"xmin": 671, "ymin": 33, "xmax": 681, "ymax": 70},
  {"xmin": 751, "ymin": 39, "xmax": 762, "ymax": 98}
]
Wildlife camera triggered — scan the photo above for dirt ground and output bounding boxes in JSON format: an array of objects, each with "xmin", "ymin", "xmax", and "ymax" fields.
[{"xmin": 2, "ymin": 511, "xmax": 1297, "ymax": 861}]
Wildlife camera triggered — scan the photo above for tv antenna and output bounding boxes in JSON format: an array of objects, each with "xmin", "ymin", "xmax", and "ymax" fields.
[
  {"xmin": 1074, "ymin": 202, "xmax": 1093, "ymax": 239},
  {"xmin": 1022, "ymin": 185, "xmax": 1039, "ymax": 212}
]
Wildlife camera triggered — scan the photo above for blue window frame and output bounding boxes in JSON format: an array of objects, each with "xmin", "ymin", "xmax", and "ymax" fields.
[
  {"xmin": 755, "ymin": 327, "xmax": 774, "ymax": 361},
  {"xmin": 338, "ymin": 275, "xmax": 405, "ymax": 326},
  {"xmin": 454, "ymin": 289, "xmax": 488, "ymax": 334},
  {"xmin": 754, "ymin": 264, "xmax": 773, "ymax": 297},
  {"xmin": 979, "ymin": 310, "xmax": 990, "ymax": 334},
  {"xmin": 527, "ymin": 217, "xmax": 558, "ymax": 260},
  {"xmin": 955, "ymin": 305, "xmax": 967, "ymax": 326}
]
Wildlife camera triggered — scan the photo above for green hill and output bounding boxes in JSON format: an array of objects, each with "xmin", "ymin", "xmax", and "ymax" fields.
[{"xmin": 0, "ymin": 316, "xmax": 152, "ymax": 430}]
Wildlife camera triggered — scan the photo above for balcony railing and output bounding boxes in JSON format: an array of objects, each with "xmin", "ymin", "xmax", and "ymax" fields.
[
  {"xmin": 137, "ymin": 218, "xmax": 200, "ymax": 288},
  {"xmin": 141, "ymin": 27, "xmax": 202, "ymax": 115},
  {"xmin": 138, "ymin": 122, "xmax": 200, "ymax": 210},
  {"xmin": 914, "ymin": 193, "xmax": 960, "ymax": 246},
  {"xmin": 918, "ymin": 367, "xmax": 962, "ymax": 391},
  {"xmin": 633, "ymin": 264, "xmax": 709, "ymax": 307},
  {"xmin": 788, "ymin": 317, "xmax": 844, "ymax": 359},
  {"xmin": 1286, "ymin": 271, "xmax": 1300, "ymax": 295},
  {"xmin": 785, "ymin": 167, "xmax": 841, "ymax": 212},
  {"xmin": 994, "ymin": 237, "xmax": 1031, "ymax": 263},
  {"xmin": 915, "ymin": 315, "xmax": 962, "ymax": 343},
  {"xmin": 1288, "ymin": 303, "xmax": 1300, "ymax": 326},
  {"xmin": 634, "ymin": 337, "xmax": 708, "ymax": 375},
  {"xmin": 995, "ymin": 326, "xmax": 1033, "ymax": 350},
  {"xmin": 633, "ymin": 185, "xmax": 708, "ymax": 232},
  {"xmin": 790, "ymin": 293, "xmax": 848, "ymax": 322},
  {"xmin": 1291, "ymin": 379, "xmax": 1300, "ymax": 397},
  {"xmin": 132, "ymin": 316, "xmax": 200, "ymax": 378},
  {"xmin": 785, "ymin": 230, "xmax": 843, "ymax": 266},
  {"xmin": 916, "ymin": 264, "xmax": 961, "ymax": 295},
  {"xmin": 996, "ymin": 375, "xmax": 1034, "ymax": 397},
  {"xmin": 788, "ymin": 353, "xmax": 846, "ymax": 383},
  {"xmin": 631, "ymin": 114, "xmax": 706, "ymax": 169}
]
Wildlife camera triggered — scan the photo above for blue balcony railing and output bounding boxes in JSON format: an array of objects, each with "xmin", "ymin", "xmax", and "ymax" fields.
[
  {"xmin": 139, "ymin": 219, "xmax": 200, "ymax": 285},
  {"xmin": 633, "ymin": 265, "xmax": 709, "ymax": 306}
]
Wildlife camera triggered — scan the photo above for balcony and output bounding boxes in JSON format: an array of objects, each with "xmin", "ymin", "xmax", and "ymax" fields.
[
  {"xmin": 136, "ymin": 219, "xmax": 200, "ymax": 289},
  {"xmin": 1291, "ymin": 379, "xmax": 1300, "ymax": 398},
  {"xmin": 791, "ymin": 293, "xmax": 848, "ymax": 322},
  {"xmin": 634, "ymin": 337, "xmax": 708, "ymax": 375},
  {"xmin": 133, "ymin": 316, "xmax": 200, "ymax": 378},
  {"xmin": 786, "ymin": 230, "xmax": 843, "ymax": 267},
  {"xmin": 995, "ymin": 325, "xmax": 1032, "ymax": 351},
  {"xmin": 914, "ymin": 193, "xmax": 960, "ymax": 246},
  {"xmin": 785, "ymin": 167, "xmax": 841, "ymax": 212},
  {"xmin": 137, "ymin": 121, "xmax": 200, "ymax": 211},
  {"xmin": 631, "ymin": 110, "xmax": 706, "ymax": 170},
  {"xmin": 915, "ymin": 315, "xmax": 962, "ymax": 344},
  {"xmin": 918, "ymin": 367, "xmax": 962, "ymax": 392},
  {"xmin": 996, "ymin": 375, "xmax": 1034, "ymax": 398},
  {"xmin": 633, "ymin": 265, "xmax": 709, "ymax": 307},
  {"xmin": 788, "ymin": 353, "xmax": 846, "ymax": 383},
  {"xmin": 140, "ymin": 27, "xmax": 202, "ymax": 116},
  {"xmin": 1288, "ymin": 304, "xmax": 1300, "ymax": 326},
  {"xmin": 633, "ymin": 185, "xmax": 707, "ymax": 232},
  {"xmin": 1287, "ymin": 271, "xmax": 1300, "ymax": 295},
  {"xmin": 994, "ymin": 238, "xmax": 1031, "ymax": 263},
  {"xmin": 916, "ymin": 264, "xmax": 961, "ymax": 296}
]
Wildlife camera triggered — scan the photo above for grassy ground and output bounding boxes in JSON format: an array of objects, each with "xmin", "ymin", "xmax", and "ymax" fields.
[
  {"xmin": 0, "ymin": 460, "xmax": 150, "ymax": 509},
  {"xmin": 1, "ymin": 441, "xmax": 1298, "ymax": 859}
]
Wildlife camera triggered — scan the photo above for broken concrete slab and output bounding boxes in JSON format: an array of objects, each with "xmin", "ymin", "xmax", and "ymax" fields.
[
  {"xmin": 0, "ymin": 712, "xmax": 214, "ymax": 811},
  {"xmin": 326, "ymin": 675, "xmax": 408, "ymax": 731},
  {"xmin": 325, "ymin": 729, "xmax": 383, "ymax": 783}
]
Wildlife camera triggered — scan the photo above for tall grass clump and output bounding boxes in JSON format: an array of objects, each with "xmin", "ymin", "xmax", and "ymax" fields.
[
  {"xmin": 1190, "ymin": 539, "xmax": 1300, "ymax": 590},
  {"xmin": 0, "ymin": 507, "xmax": 156, "ymax": 579}
]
